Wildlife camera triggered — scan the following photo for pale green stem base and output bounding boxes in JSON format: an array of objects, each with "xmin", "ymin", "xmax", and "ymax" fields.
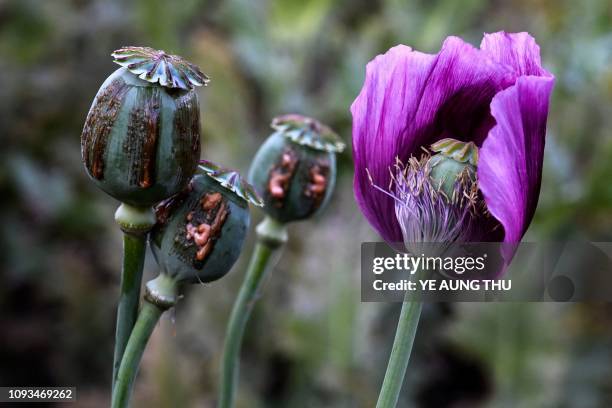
[
  {"xmin": 112, "ymin": 203, "xmax": 155, "ymax": 392},
  {"xmin": 219, "ymin": 216, "xmax": 287, "ymax": 408},
  {"xmin": 376, "ymin": 295, "xmax": 423, "ymax": 408}
]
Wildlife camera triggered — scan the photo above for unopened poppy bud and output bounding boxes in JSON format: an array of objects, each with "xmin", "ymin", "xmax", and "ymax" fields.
[
  {"xmin": 248, "ymin": 114, "xmax": 345, "ymax": 223},
  {"xmin": 81, "ymin": 46, "xmax": 209, "ymax": 206},
  {"xmin": 150, "ymin": 161, "xmax": 263, "ymax": 285}
]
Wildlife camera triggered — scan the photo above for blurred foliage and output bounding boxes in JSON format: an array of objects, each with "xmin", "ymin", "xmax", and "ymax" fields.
[{"xmin": 0, "ymin": 0, "xmax": 610, "ymax": 407}]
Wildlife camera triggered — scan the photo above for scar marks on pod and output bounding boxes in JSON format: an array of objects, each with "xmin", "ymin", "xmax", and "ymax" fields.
[
  {"xmin": 267, "ymin": 147, "xmax": 331, "ymax": 211},
  {"xmin": 173, "ymin": 92, "xmax": 201, "ymax": 185},
  {"xmin": 304, "ymin": 161, "xmax": 330, "ymax": 208},
  {"xmin": 267, "ymin": 148, "xmax": 299, "ymax": 207},
  {"xmin": 155, "ymin": 183, "xmax": 191, "ymax": 225},
  {"xmin": 185, "ymin": 192, "xmax": 229, "ymax": 264},
  {"xmin": 82, "ymin": 77, "xmax": 130, "ymax": 180},
  {"xmin": 124, "ymin": 87, "xmax": 162, "ymax": 188}
]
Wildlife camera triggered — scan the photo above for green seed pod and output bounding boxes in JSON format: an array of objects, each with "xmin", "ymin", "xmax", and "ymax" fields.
[
  {"xmin": 81, "ymin": 46, "xmax": 209, "ymax": 206},
  {"xmin": 150, "ymin": 161, "xmax": 263, "ymax": 284},
  {"xmin": 428, "ymin": 138, "xmax": 478, "ymax": 198},
  {"xmin": 248, "ymin": 114, "xmax": 345, "ymax": 223}
]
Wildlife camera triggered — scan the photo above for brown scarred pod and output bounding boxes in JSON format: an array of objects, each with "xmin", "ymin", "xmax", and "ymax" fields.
[
  {"xmin": 81, "ymin": 46, "xmax": 209, "ymax": 207},
  {"xmin": 150, "ymin": 161, "xmax": 263, "ymax": 285},
  {"xmin": 248, "ymin": 114, "xmax": 345, "ymax": 223}
]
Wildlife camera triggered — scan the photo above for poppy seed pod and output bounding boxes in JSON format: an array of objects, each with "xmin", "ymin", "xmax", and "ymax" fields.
[
  {"xmin": 81, "ymin": 46, "xmax": 209, "ymax": 206},
  {"xmin": 150, "ymin": 161, "xmax": 263, "ymax": 286},
  {"xmin": 248, "ymin": 114, "xmax": 345, "ymax": 223},
  {"xmin": 375, "ymin": 138, "xmax": 487, "ymax": 256},
  {"xmin": 427, "ymin": 138, "xmax": 478, "ymax": 199}
]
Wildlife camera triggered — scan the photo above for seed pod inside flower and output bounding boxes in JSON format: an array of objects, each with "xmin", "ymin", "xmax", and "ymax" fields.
[
  {"xmin": 248, "ymin": 114, "xmax": 345, "ymax": 223},
  {"xmin": 150, "ymin": 161, "xmax": 263, "ymax": 284},
  {"xmin": 428, "ymin": 138, "xmax": 478, "ymax": 199},
  {"xmin": 372, "ymin": 138, "xmax": 488, "ymax": 255},
  {"xmin": 81, "ymin": 46, "xmax": 210, "ymax": 206}
]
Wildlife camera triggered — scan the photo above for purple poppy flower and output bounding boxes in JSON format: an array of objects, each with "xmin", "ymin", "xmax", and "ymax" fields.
[{"xmin": 352, "ymin": 32, "xmax": 554, "ymax": 252}]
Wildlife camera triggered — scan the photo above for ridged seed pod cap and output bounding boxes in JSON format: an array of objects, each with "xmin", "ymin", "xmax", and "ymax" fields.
[
  {"xmin": 248, "ymin": 114, "xmax": 344, "ymax": 223},
  {"xmin": 81, "ymin": 46, "xmax": 209, "ymax": 206},
  {"xmin": 151, "ymin": 161, "xmax": 262, "ymax": 284}
]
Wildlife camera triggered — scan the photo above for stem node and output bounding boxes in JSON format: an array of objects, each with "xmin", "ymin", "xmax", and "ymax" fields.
[
  {"xmin": 115, "ymin": 203, "xmax": 156, "ymax": 235},
  {"xmin": 255, "ymin": 216, "xmax": 288, "ymax": 248},
  {"xmin": 145, "ymin": 274, "xmax": 179, "ymax": 310}
]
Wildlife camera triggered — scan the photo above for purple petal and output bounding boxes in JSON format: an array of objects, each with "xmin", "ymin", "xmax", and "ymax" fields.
[
  {"xmin": 351, "ymin": 37, "xmax": 512, "ymax": 243},
  {"xmin": 480, "ymin": 31, "xmax": 552, "ymax": 78},
  {"xmin": 478, "ymin": 75, "xmax": 554, "ymax": 244}
]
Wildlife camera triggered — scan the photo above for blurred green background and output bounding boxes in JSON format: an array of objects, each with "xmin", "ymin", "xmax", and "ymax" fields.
[{"xmin": 0, "ymin": 0, "xmax": 611, "ymax": 407}]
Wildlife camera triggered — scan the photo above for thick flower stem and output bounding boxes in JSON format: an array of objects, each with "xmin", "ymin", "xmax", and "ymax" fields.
[
  {"xmin": 111, "ymin": 301, "xmax": 163, "ymax": 408},
  {"xmin": 376, "ymin": 293, "xmax": 423, "ymax": 408},
  {"xmin": 112, "ymin": 204, "xmax": 156, "ymax": 391},
  {"xmin": 219, "ymin": 216, "xmax": 288, "ymax": 408},
  {"xmin": 112, "ymin": 274, "xmax": 178, "ymax": 408},
  {"xmin": 112, "ymin": 233, "xmax": 147, "ymax": 388}
]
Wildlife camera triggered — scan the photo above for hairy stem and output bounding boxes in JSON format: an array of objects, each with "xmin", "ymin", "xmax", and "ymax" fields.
[
  {"xmin": 376, "ymin": 293, "xmax": 422, "ymax": 408},
  {"xmin": 219, "ymin": 216, "xmax": 287, "ymax": 408}
]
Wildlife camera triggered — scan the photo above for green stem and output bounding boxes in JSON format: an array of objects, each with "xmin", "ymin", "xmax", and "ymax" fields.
[
  {"xmin": 219, "ymin": 216, "xmax": 287, "ymax": 408},
  {"xmin": 376, "ymin": 294, "xmax": 423, "ymax": 408},
  {"xmin": 112, "ymin": 233, "xmax": 147, "ymax": 389},
  {"xmin": 112, "ymin": 204, "xmax": 155, "ymax": 391},
  {"xmin": 111, "ymin": 273, "xmax": 178, "ymax": 408},
  {"xmin": 111, "ymin": 301, "xmax": 163, "ymax": 408}
]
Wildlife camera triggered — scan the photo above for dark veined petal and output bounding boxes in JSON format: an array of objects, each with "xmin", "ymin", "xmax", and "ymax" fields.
[
  {"xmin": 351, "ymin": 37, "xmax": 513, "ymax": 243},
  {"xmin": 480, "ymin": 31, "xmax": 552, "ymax": 78},
  {"xmin": 478, "ymin": 75, "xmax": 554, "ymax": 244}
]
